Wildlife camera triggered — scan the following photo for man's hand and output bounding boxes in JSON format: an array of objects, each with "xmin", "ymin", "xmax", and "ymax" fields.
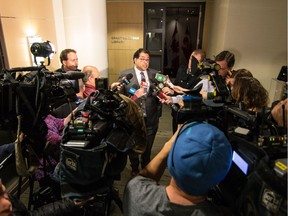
[
  {"xmin": 139, "ymin": 126, "xmax": 181, "ymax": 182},
  {"xmin": 74, "ymin": 197, "xmax": 95, "ymax": 206},
  {"xmin": 173, "ymin": 85, "xmax": 189, "ymax": 94},
  {"xmin": 158, "ymin": 95, "xmax": 172, "ymax": 104},
  {"xmin": 162, "ymin": 86, "xmax": 174, "ymax": 95},
  {"xmin": 271, "ymin": 98, "xmax": 287, "ymax": 127},
  {"xmin": 134, "ymin": 87, "xmax": 147, "ymax": 98},
  {"xmin": 200, "ymin": 91, "xmax": 208, "ymax": 100},
  {"xmin": 110, "ymin": 82, "xmax": 124, "ymax": 91}
]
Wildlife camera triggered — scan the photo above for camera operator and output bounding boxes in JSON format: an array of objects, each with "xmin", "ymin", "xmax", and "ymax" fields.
[
  {"xmin": 160, "ymin": 51, "xmax": 235, "ymax": 132},
  {"xmin": 225, "ymin": 68, "xmax": 253, "ymax": 88},
  {"xmin": 173, "ymin": 49, "xmax": 206, "ymax": 89},
  {"xmin": 231, "ymin": 76, "xmax": 269, "ymax": 112},
  {"xmin": 164, "ymin": 50, "xmax": 236, "ymax": 95},
  {"xmin": 123, "ymin": 122, "xmax": 233, "ymax": 216},
  {"xmin": 161, "ymin": 49, "xmax": 206, "ymax": 133},
  {"xmin": 56, "ymin": 49, "xmax": 79, "ymax": 73},
  {"xmin": 52, "ymin": 49, "xmax": 81, "ymax": 118},
  {"xmin": 195, "ymin": 50, "xmax": 235, "ymax": 98}
]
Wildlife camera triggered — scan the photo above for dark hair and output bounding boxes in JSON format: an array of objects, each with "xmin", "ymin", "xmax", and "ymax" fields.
[
  {"xmin": 215, "ymin": 50, "xmax": 235, "ymax": 68},
  {"xmin": 231, "ymin": 69, "xmax": 253, "ymax": 79},
  {"xmin": 133, "ymin": 48, "xmax": 150, "ymax": 60},
  {"xmin": 59, "ymin": 49, "xmax": 77, "ymax": 63},
  {"xmin": 231, "ymin": 77, "xmax": 268, "ymax": 110}
]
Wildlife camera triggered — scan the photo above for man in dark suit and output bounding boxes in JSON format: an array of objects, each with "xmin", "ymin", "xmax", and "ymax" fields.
[{"xmin": 117, "ymin": 48, "xmax": 162, "ymax": 176}]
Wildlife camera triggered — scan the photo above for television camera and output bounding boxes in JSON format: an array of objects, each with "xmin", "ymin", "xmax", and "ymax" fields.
[
  {"xmin": 155, "ymin": 61, "xmax": 287, "ymax": 216},
  {"xmin": 0, "ymin": 65, "xmax": 84, "ymax": 150},
  {"xmin": 0, "ymin": 41, "xmax": 147, "ymax": 215}
]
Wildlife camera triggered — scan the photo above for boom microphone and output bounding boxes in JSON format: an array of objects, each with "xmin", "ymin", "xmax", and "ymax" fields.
[
  {"xmin": 46, "ymin": 71, "xmax": 84, "ymax": 80},
  {"xmin": 112, "ymin": 73, "xmax": 133, "ymax": 92}
]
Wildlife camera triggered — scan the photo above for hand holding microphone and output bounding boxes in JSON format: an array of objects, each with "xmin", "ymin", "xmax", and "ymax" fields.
[
  {"xmin": 155, "ymin": 73, "xmax": 189, "ymax": 95},
  {"xmin": 128, "ymin": 84, "xmax": 147, "ymax": 101},
  {"xmin": 162, "ymin": 86, "xmax": 174, "ymax": 95},
  {"xmin": 151, "ymin": 83, "xmax": 178, "ymax": 112},
  {"xmin": 135, "ymin": 88, "xmax": 147, "ymax": 98},
  {"xmin": 111, "ymin": 73, "xmax": 133, "ymax": 92}
]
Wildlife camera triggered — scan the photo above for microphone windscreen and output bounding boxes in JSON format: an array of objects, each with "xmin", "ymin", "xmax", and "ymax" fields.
[
  {"xmin": 65, "ymin": 71, "xmax": 85, "ymax": 79},
  {"xmin": 126, "ymin": 73, "xmax": 133, "ymax": 80}
]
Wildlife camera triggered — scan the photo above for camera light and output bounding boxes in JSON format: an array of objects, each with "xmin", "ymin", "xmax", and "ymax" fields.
[
  {"xmin": 30, "ymin": 40, "xmax": 56, "ymax": 66},
  {"xmin": 30, "ymin": 41, "xmax": 55, "ymax": 58}
]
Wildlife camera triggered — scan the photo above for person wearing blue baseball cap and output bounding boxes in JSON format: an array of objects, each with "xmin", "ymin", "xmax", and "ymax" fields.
[{"xmin": 123, "ymin": 122, "xmax": 233, "ymax": 216}]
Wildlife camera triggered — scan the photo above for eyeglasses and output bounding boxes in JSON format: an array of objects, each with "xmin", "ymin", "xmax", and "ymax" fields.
[{"xmin": 138, "ymin": 58, "xmax": 150, "ymax": 62}]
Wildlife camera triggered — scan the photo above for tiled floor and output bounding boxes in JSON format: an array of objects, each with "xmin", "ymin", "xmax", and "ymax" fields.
[{"xmin": 17, "ymin": 105, "xmax": 173, "ymax": 215}]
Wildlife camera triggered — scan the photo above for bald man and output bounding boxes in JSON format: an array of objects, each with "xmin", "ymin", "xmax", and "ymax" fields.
[{"xmin": 82, "ymin": 65, "xmax": 100, "ymax": 98}]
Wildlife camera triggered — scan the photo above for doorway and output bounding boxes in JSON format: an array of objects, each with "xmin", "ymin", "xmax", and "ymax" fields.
[{"xmin": 144, "ymin": 2, "xmax": 205, "ymax": 78}]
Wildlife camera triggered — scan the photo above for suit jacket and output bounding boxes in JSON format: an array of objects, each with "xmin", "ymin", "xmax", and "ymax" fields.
[
  {"xmin": 174, "ymin": 65, "xmax": 202, "ymax": 90},
  {"xmin": 118, "ymin": 68, "xmax": 162, "ymax": 128}
]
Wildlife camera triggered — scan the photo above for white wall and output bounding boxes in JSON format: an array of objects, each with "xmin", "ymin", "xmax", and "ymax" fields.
[
  {"xmin": 53, "ymin": 0, "xmax": 108, "ymax": 77},
  {"xmin": 203, "ymin": 0, "xmax": 287, "ymax": 104}
]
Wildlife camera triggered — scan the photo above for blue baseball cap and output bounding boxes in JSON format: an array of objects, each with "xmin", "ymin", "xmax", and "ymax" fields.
[{"xmin": 167, "ymin": 122, "xmax": 232, "ymax": 196}]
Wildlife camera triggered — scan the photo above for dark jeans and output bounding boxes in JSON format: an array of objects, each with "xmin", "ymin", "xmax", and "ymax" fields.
[
  {"xmin": 129, "ymin": 121, "xmax": 158, "ymax": 171},
  {"xmin": 0, "ymin": 142, "xmax": 15, "ymax": 162}
]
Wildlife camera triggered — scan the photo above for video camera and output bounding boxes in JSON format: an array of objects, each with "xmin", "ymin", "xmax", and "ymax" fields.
[
  {"xmin": 1, "ymin": 42, "xmax": 147, "ymax": 214},
  {"xmin": 207, "ymin": 102, "xmax": 287, "ymax": 216},
  {"xmin": 179, "ymin": 87, "xmax": 287, "ymax": 215},
  {"xmin": 0, "ymin": 65, "xmax": 83, "ymax": 144},
  {"xmin": 155, "ymin": 61, "xmax": 287, "ymax": 215}
]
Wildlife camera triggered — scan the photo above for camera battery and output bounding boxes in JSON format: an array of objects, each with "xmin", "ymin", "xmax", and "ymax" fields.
[{"xmin": 273, "ymin": 158, "xmax": 287, "ymax": 177}]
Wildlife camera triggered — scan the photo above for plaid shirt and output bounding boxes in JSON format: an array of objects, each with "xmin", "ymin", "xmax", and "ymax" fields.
[{"xmin": 44, "ymin": 114, "xmax": 65, "ymax": 145}]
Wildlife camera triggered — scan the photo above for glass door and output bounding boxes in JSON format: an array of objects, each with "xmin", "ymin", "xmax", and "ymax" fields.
[
  {"xmin": 144, "ymin": 6, "xmax": 165, "ymax": 72},
  {"xmin": 144, "ymin": 3, "xmax": 205, "ymax": 77}
]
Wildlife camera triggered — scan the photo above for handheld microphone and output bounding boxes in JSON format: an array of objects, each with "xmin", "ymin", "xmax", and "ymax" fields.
[
  {"xmin": 151, "ymin": 84, "xmax": 178, "ymax": 112},
  {"xmin": 112, "ymin": 73, "xmax": 133, "ymax": 92},
  {"xmin": 128, "ymin": 84, "xmax": 139, "ymax": 101},
  {"xmin": 155, "ymin": 73, "xmax": 175, "ymax": 89},
  {"xmin": 47, "ymin": 71, "xmax": 84, "ymax": 80},
  {"xmin": 155, "ymin": 73, "xmax": 166, "ymax": 82},
  {"xmin": 128, "ymin": 84, "xmax": 138, "ymax": 96}
]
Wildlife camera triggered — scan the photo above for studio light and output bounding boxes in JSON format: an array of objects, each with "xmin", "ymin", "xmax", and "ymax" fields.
[{"xmin": 30, "ymin": 40, "xmax": 55, "ymax": 65}]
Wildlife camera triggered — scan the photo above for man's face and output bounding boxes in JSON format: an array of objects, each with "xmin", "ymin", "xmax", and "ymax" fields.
[
  {"xmin": 134, "ymin": 52, "xmax": 150, "ymax": 71},
  {"xmin": 225, "ymin": 77, "xmax": 235, "ymax": 86},
  {"xmin": 0, "ymin": 183, "xmax": 12, "ymax": 216},
  {"xmin": 216, "ymin": 59, "xmax": 231, "ymax": 78},
  {"xmin": 63, "ymin": 52, "xmax": 78, "ymax": 71},
  {"xmin": 89, "ymin": 71, "xmax": 99, "ymax": 87}
]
